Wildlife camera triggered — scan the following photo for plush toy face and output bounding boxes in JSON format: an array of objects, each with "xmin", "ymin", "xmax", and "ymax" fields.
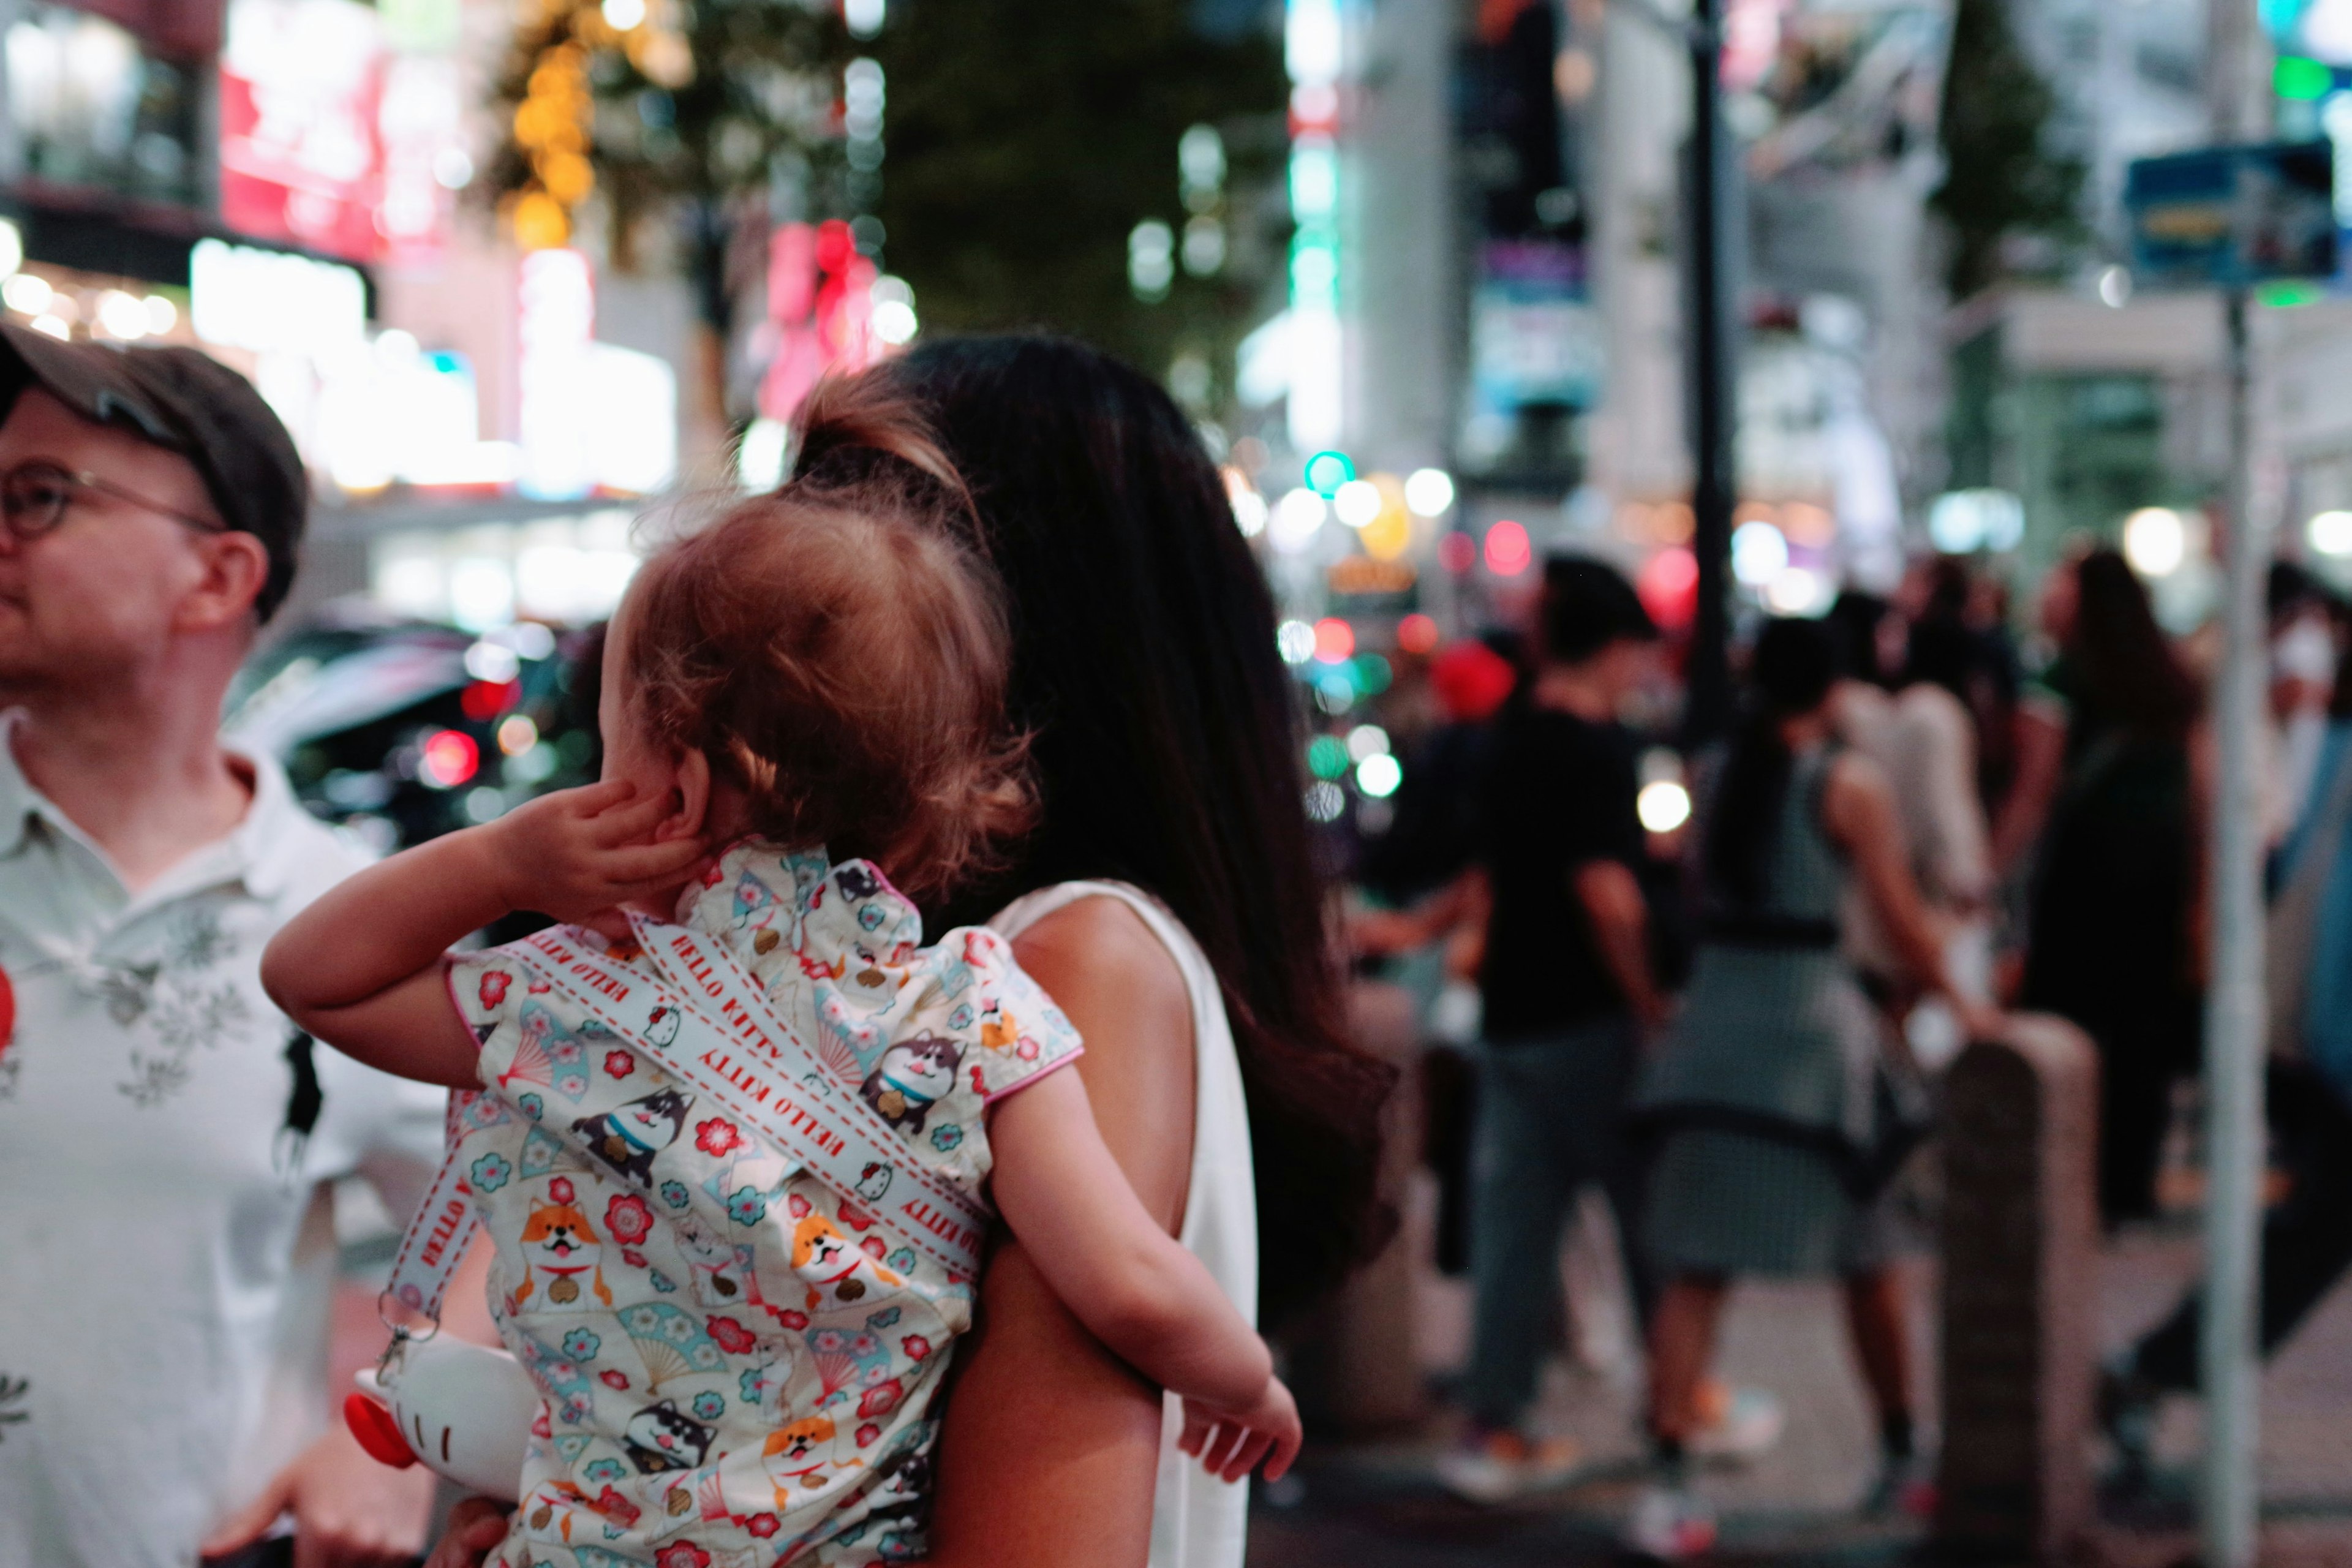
[{"xmin": 352, "ymin": 1339, "xmax": 541, "ymax": 1502}]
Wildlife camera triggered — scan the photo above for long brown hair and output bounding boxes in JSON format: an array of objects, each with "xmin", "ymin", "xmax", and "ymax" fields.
[
  {"xmin": 805, "ymin": 336, "xmax": 1395, "ymax": 1328},
  {"xmin": 2068, "ymin": 547, "xmax": 2199, "ymax": 740}
]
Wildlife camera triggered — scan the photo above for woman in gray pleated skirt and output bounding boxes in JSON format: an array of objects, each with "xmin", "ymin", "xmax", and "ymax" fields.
[{"xmin": 1623, "ymin": 617, "xmax": 2001, "ymax": 1558}]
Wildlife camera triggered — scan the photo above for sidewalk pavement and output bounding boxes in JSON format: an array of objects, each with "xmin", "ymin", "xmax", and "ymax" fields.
[{"xmin": 1249, "ymin": 1219, "xmax": 2352, "ymax": 1566}]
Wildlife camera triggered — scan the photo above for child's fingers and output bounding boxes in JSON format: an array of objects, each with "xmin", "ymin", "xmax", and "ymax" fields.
[
  {"xmin": 1219, "ymin": 1431, "xmax": 1275, "ymax": 1485},
  {"xmin": 1196, "ymin": 1420, "xmax": 1245, "ymax": 1479},
  {"xmin": 586, "ymin": 788, "xmax": 674, "ymax": 844},
  {"xmin": 1263, "ymin": 1423, "xmax": 1302, "ymax": 1483},
  {"xmin": 560, "ymin": 778, "xmax": 639, "ymax": 816}
]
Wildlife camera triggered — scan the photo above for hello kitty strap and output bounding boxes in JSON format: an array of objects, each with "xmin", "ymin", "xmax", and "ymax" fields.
[
  {"xmin": 382, "ymin": 1092, "xmax": 486, "ymax": 1330},
  {"xmin": 505, "ymin": 919, "xmax": 990, "ymax": 1278}
]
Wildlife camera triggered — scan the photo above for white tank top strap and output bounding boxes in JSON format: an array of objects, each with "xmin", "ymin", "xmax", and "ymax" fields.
[{"xmin": 988, "ymin": 879, "xmax": 1257, "ymax": 1568}]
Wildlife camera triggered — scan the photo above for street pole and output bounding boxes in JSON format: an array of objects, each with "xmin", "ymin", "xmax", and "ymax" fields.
[
  {"xmin": 2199, "ymin": 2, "xmax": 2269, "ymax": 1560},
  {"xmin": 2201, "ymin": 285, "xmax": 2266, "ymax": 1568},
  {"xmin": 1683, "ymin": 0, "xmax": 1736, "ymax": 744}
]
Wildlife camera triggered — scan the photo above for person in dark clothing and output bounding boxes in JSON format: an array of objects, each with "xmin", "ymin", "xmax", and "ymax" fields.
[
  {"xmin": 2003, "ymin": 550, "xmax": 2205, "ymax": 1226},
  {"xmin": 1366, "ymin": 556, "xmax": 1668, "ymax": 1499},
  {"xmin": 2103, "ymin": 633, "xmax": 2352, "ymax": 1482}
]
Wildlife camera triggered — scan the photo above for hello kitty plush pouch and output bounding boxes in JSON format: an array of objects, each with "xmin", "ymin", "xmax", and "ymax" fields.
[{"xmin": 417, "ymin": 843, "xmax": 1082, "ymax": 1567}]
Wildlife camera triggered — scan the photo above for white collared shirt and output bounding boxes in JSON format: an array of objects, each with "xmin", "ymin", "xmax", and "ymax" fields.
[{"xmin": 0, "ymin": 718, "xmax": 445, "ymax": 1568}]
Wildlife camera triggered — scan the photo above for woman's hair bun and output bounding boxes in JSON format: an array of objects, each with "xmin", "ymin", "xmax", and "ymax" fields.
[{"xmin": 787, "ymin": 373, "xmax": 973, "ymax": 521}]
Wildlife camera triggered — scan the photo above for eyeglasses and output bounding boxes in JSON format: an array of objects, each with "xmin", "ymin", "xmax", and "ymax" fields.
[{"xmin": 0, "ymin": 459, "xmax": 222, "ymax": 545}]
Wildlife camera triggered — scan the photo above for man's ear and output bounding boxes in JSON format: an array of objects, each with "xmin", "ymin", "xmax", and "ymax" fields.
[
  {"xmin": 666, "ymin": 748, "xmax": 712, "ymax": 842},
  {"xmin": 176, "ymin": 531, "xmax": 271, "ymax": 635}
]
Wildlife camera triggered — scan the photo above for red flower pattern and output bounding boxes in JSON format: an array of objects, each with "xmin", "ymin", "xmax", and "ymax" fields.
[
  {"xmin": 856, "ymin": 1422, "xmax": 881, "ymax": 1447},
  {"xmin": 604, "ymin": 1050, "xmax": 635, "ymax": 1079},
  {"xmin": 695, "ymin": 1118, "xmax": 745, "ymax": 1158},
  {"xmin": 779, "ymin": 1310, "xmax": 809, "ymax": 1330},
  {"xmin": 744, "ymin": 1513, "xmax": 781, "ymax": 1538},
  {"xmin": 592, "ymin": 1487, "xmax": 641, "ymax": 1526},
  {"xmin": 599, "ymin": 1369, "xmax": 630, "ymax": 1390},
  {"xmin": 477, "ymin": 971, "xmax": 510, "ymax": 1009},
  {"xmin": 707, "ymin": 1316, "xmax": 758, "ymax": 1355},
  {"xmin": 857, "ymin": 1379, "xmax": 902, "ymax": 1419},
  {"xmin": 901, "ymin": 1335, "xmax": 931, "ymax": 1362},
  {"xmin": 604, "ymin": 1193, "xmax": 655, "ymax": 1246},
  {"xmin": 655, "ymin": 1544, "xmax": 711, "ymax": 1568}
]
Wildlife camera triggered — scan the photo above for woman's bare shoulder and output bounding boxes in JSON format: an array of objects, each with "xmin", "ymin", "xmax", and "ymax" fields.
[{"xmin": 1008, "ymin": 893, "xmax": 1193, "ymax": 1038}]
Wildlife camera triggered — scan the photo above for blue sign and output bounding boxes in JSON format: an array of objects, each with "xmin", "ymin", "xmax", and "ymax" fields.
[{"xmin": 2125, "ymin": 142, "xmax": 2337, "ymax": 288}]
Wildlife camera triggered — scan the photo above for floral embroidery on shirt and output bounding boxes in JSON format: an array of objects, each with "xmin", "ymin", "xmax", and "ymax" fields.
[{"xmin": 101, "ymin": 906, "xmax": 255, "ymax": 1106}]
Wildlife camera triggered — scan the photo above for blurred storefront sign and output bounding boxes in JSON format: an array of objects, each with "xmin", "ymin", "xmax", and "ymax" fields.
[
  {"xmin": 6, "ymin": 4, "xmax": 203, "ymax": 208},
  {"xmin": 517, "ymin": 248, "xmax": 678, "ymax": 501},
  {"xmin": 2125, "ymin": 141, "xmax": 2338, "ymax": 290},
  {"xmin": 219, "ymin": 0, "xmax": 387, "ymax": 262},
  {"xmin": 370, "ymin": 508, "xmax": 644, "ymax": 630},
  {"xmin": 1469, "ymin": 241, "xmax": 1602, "ymax": 413},
  {"xmin": 757, "ymin": 219, "xmax": 878, "ymax": 421},
  {"xmin": 217, "ymin": 0, "xmax": 463, "ymax": 266}
]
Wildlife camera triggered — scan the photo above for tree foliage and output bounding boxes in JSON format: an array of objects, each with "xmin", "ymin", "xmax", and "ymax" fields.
[
  {"xmin": 483, "ymin": 0, "xmax": 854, "ymax": 324},
  {"xmin": 1930, "ymin": 0, "xmax": 2084, "ymax": 300},
  {"xmin": 872, "ymin": 0, "xmax": 1286, "ymax": 395}
]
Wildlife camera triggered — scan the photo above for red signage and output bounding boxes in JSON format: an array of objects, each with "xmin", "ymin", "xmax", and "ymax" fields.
[{"xmin": 217, "ymin": 0, "xmax": 388, "ymax": 262}]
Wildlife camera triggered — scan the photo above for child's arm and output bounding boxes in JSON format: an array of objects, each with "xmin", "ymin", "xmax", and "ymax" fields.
[
  {"xmin": 262, "ymin": 782, "xmax": 707, "ymax": 1088},
  {"xmin": 986, "ymin": 1067, "xmax": 1301, "ymax": 1482}
]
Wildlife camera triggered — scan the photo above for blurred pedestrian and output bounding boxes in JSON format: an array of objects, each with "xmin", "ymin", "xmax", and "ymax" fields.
[
  {"xmin": 1629, "ymin": 617, "xmax": 1999, "ymax": 1558},
  {"xmin": 1999, "ymin": 548, "xmax": 2206, "ymax": 1227},
  {"xmin": 1827, "ymin": 587, "xmax": 1994, "ymax": 1060},
  {"xmin": 2102, "ymin": 625, "xmax": 2352, "ymax": 1481},
  {"xmin": 1434, "ymin": 556, "xmax": 1673, "ymax": 1502},
  {"xmin": 0, "ymin": 326, "xmax": 453, "ymax": 1568}
]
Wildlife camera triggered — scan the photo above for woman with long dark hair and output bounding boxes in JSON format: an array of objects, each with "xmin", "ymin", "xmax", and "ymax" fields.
[
  {"xmin": 823, "ymin": 336, "xmax": 1394, "ymax": 1566},
  {"xmin": 1629, "ymin": 617, "xmax": 1996, "ymax": 1558},
  {"xmin": 2008, "ymin": 548, "xmax": 2206, "ymax": 1225}
]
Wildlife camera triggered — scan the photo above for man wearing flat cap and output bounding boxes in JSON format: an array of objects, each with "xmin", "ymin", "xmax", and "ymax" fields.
[{"xmin": 0, "ymin": 326, "xmax": 466, "ymax": 1567}]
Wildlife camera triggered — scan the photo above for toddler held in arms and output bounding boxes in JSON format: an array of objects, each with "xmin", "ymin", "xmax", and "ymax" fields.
[{"xmin": 262, "ymin": 382, "xmax": 1298, "ymax": 1567}]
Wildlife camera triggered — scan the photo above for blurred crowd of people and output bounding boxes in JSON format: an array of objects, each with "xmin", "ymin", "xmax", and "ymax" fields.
[{"xmin": 1345, "ymin": 541, "xmax": 2352, "ymax": 1555}]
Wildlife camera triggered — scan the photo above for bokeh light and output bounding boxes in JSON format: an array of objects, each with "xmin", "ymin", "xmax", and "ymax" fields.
[
  {"xmin": 2122, "ymin": 507, "xmax": 2186, "ymax": 577},
  {"xmin": 1355, "ymin": 752, "xmax": 1402, "ymax": 798},
  {"xmin": 1404, "ymin": 467, "xmax": 1455, "ymax": 517},
  {"xmin": 1483, "ymin": 520, "xmax": 1531, "ymax": 575},
  {"xmin": 1276, "ymin": 619, "xmax": 1317, "ymax": 664},
  {"xmin": 1638, "ymin": 779, "xmax": 1692, "ymax": 833},
  {"xmin": 1313, "ymin": 617, "xmax": 1355, "ymax": 662},
  {"xmin": 1397, "ymin": 612, "xmax": 1440, "ymax": 654},
  {"xmin": 418, "ymin": 729, "xmax": 480, "ymax": 790},
  {"xmin": 1438, "ymin": 531, "xmax": 1477, "ymax": 574}
]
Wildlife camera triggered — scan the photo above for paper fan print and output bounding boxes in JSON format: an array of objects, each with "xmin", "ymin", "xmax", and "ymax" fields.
[
  {"xmin": 814, "ymin": 1024, "xmax": 863, "ymax": 1087},
  {"xmin": 497, "ymin": 1008, "xmax": 557, "ymax": 1093},
  {"xmin": 804, "ymin": 1327, "xmax": 891, "ymax": 1406},
  {"xmin": 620, "ymin": 1302, "xmax": 726, "ymax": 1390}
]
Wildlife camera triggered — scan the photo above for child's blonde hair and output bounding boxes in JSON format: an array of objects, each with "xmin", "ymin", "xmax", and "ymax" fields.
[{"xmin": 622, "ymin": 375, "xmax": 1029, "ymax": 901}]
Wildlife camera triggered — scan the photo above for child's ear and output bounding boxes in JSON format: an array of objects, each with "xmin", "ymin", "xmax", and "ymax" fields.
[{"xmin": 667, "ymin": 750, "xmax": 712, "ymax": 840}]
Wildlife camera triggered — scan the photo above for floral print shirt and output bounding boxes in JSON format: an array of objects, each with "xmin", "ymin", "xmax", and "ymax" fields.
[{"xmin": 447, "ymin": 843, "xmax": 1082, "ymax": 1568}]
